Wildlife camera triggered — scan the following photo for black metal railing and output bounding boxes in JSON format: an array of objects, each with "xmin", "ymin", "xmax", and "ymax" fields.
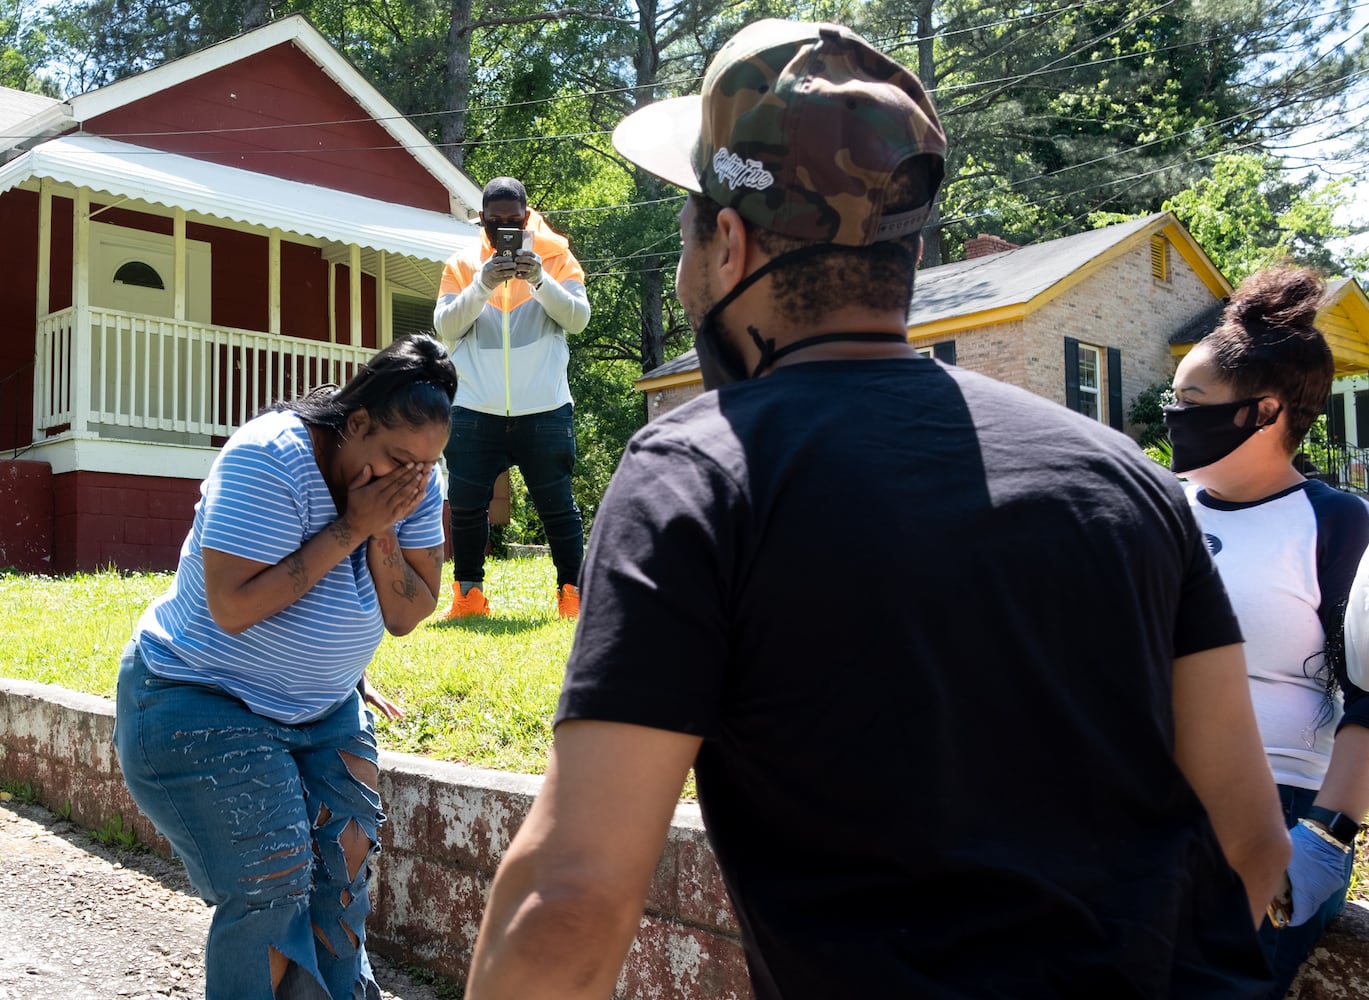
[{"xmin": 1308, "ymin": 443, "xmax": 1369, "ymax": 494}]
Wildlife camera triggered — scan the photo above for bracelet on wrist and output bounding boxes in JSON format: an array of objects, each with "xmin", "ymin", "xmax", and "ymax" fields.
[
  {"xmin": 1305, "ymin": 804, "xmax": 1361, "ymax": 846},
  {"xmin": 1298, "ymin": 818, "xmax": 1353, "ymax": 854}
]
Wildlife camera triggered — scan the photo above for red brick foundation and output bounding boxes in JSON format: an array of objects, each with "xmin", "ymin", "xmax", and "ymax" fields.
[
  {"xmin": 0, "ymin": 460, "xmax": 54, "ymax": 572},
  {"xmin": 51, "ymin": 470, "xmax": 200, "ymax": 573}
]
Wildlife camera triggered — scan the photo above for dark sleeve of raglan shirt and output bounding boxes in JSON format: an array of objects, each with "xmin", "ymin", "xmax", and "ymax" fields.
[
  {"xmin": 555, "ymin": 423, "xmax": 741, "ymax": 736},
  {"xmin": 1307, "ymin": 483, "xmax": 1369, "ymax": 731}
]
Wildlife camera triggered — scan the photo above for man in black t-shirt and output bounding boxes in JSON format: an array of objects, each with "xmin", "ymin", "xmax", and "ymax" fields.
[{"xmin": 463, "ymin": 19, "xmax": 1292, "ymax": 1000}]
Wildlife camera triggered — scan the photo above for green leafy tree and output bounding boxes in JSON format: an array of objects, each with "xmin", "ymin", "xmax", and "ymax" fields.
[
  {"xmin": 0, "ymin": 0, "xmax": 59, "ymax": 94},
  {"xmin": 854, "ymin": 0, "xmax": 1369, "ymax": 260},
  {"xmin": 1157, "ymin": 153, "xmax": 1368, "ymax": 282}
]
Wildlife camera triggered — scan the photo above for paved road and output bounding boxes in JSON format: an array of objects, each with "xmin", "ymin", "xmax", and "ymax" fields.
[{"xmin": 0, "ymin": 798, "xmax": 449, "ymax": 1000}]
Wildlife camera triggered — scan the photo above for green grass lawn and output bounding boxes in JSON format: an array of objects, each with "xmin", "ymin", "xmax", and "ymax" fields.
[
  {"xmin": 6, "ymin": 559, "xmax": 1368, "ymax": 902},
  {"xmin": 0, "ymin": 557, "xmax": 572, "ymax": 776}
]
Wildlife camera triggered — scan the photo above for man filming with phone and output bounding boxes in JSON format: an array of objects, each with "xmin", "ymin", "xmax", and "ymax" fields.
[{"xmin": 433, "ymin": 177, "xmax": 591, "ymax": 619}]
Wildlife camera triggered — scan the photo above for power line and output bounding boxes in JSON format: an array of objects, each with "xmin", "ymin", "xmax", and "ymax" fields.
[
  {"xmin": 11, "ymin": 2, "xmax": 1366, "ymax": 273},
  {"xmin": 39, "ymin": 0, "xmax": 1367, "ymax": 142}
]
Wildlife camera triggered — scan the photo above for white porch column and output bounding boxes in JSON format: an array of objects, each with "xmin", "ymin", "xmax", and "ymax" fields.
[
  {"xmin": 36, "ymin": 182, "xmax": 51, "ymax": 315},
  {"xmin": 268, "ymin": 230, "xmax": 282, "ymax": 335},
  {"xmin": 173, "ymin": 209, "xmax": 187, "ymax": 321},
  {"xmin": 71, "ymin": 188, "xmax": 92, "ymax": 435},
  {"xmin": 349, "ymin": 245, "xmax": 362, "ymax": 347},
  {"xmin": 32, "ymin": 181, "xmax": 52, "ymax": 441},
  {"xmin": 328, "ymin": 262, "xmax": 337, "ymax": 344},
  {"xmin": 378, "ymin": 252, "xmax": 391, "ymax": 347}
]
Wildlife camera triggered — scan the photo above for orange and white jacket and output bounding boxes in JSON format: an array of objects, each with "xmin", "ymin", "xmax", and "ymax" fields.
[{"xmin": 433, "ymin": 208, "xmax": 590, "ymax": 416}]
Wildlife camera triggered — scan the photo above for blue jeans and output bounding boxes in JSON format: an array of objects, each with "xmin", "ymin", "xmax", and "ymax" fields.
[
  {"xmin": 444, "ymin": 403, "xmax": 583, "ymax": 587},
  {"xmin": 114, "ymin": 641, "xmax": 383, "ymax": 1000},
  {"xmin": 1258, "ymin": 784, "xmax": 1354, "ymax": 999}
]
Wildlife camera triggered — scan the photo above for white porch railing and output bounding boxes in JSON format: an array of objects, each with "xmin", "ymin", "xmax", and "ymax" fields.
[{"xmin": 35, "ymin": 307, "xmax": 373, "ymax": 440}]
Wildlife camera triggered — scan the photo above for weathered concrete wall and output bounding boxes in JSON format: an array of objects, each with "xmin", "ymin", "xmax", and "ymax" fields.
[
  {"xmin": 0, "ymin": 678, "xmax": 751, "ymax": 999},
  {"xmin": 9, "ymin": 675, "xmax": 1369, "ymax": 997}
]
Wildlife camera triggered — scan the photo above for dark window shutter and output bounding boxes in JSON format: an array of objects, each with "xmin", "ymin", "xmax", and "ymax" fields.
[
  {"xmin": 1064, "ymin": 337, "xmax": 1080, "ymax": 412},
  {"xmin": 932, "ymin": 340, "xmax": 956, "ymax": 365},
  {"xmin": 1107, "ymin": 347, "xmax": 1123, "ymax": 431}
]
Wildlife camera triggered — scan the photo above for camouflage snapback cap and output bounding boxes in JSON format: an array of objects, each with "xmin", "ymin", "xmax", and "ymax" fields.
[{"xmin": 612, "ymin": 19, "xmax": 947, "ymax": 247}]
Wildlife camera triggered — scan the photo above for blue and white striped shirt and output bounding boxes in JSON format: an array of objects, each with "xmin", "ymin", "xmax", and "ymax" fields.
[{"xmin": 136, "ymin": 410, "xmax": 445, "ymax": 723}]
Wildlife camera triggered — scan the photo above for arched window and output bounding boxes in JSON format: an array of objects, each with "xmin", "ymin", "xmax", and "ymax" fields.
[{"xmin": 113, "ymin": 261, "xmax": 165, "ymax": 289}]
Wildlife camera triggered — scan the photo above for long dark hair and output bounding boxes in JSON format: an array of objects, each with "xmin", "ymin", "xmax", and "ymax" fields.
[{"xmin": 276, "ymin": 333, "xmax": 456, "ymax": 432}]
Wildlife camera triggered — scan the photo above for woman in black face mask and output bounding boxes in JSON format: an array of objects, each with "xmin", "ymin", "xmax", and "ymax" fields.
[{"xmin": 1165, "ymin": 265, "xmax": 1369, "ymax": 998}]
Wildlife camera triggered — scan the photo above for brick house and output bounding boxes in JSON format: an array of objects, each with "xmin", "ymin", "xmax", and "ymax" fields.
[
  {"xmin": 0, "ymin": 15, "xmax": 484, "ymax": 573},
  {"xmin": 637, "ymin": 213, "xmax": 1229, "ymax": 433}
]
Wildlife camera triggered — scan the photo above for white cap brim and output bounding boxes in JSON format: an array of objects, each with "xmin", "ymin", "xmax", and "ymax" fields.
[{"xmin": 611, "ymin": 95, "xmax": 704, "ymax": 194}]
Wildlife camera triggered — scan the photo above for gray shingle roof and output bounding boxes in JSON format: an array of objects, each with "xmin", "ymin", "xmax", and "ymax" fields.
[
  {"xmin": 907, "ymin": 214, "xmax": 1165, "ymax": 325},
  {"xmin": 0, "ymin": 86, "xmax": 60, "ymax": 139},
  {"xmin": 639, "ymin": 213, "xmax": 1174, "ymax": 383}
]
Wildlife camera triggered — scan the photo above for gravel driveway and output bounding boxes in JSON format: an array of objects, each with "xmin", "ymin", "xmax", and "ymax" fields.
[{"xmin": 0, "ymin": 799, "xmax": 449, "ymax": 1000}]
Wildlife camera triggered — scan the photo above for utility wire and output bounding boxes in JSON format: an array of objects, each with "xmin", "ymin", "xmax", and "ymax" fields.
[{"xmin": 32, "ymin": 0, "xmax": 1367, "ymax": 141}]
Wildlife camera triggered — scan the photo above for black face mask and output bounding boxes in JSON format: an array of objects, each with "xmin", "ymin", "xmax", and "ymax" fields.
[
  {"xmin": 482, "ymin": 217, "xmax": 526, "ymax": 248},
  {"xmin": 694, "ymin": 311, "xmax": 751, "ymax": 389},
  {"xmin": 691, "ymin": 244, "xmax": 910, "ymax": 391},
  {"xmin": 1163, "ymin": 397, "xmax": 1278, "ymax": 474}
]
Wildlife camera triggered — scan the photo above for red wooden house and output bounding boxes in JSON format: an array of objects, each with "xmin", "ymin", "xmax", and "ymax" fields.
[{"xmin": 0, "ymin": 15, "xmax": 481, "ymax": 573}]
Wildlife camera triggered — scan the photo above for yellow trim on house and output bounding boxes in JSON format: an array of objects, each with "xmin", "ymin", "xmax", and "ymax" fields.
[
  {"xmin": 907, "ymin": 303, "xmax": 1028, "ymax": 341},
  {"xmin": 1160, "ymin": 220, "xmax": 1231, "ymax": 300},
  {"xmin": 1320, "ymin": 281, "xmax": 1369, "ymax": 375},
  {"xmin": 907, "ymin": 213, "xmax": 1231, "ymax": 340},
  {"xmin": 1172, "ymin": 279, "xmax": 1369, "ymax": 377},
  {"xmin": 636, "ymin": 369, "xmax": 705, "ymax": 392}
]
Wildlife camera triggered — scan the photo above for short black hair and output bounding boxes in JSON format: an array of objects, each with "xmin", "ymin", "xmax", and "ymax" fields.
[
  {"xmin": 482, "ymin": 177, "xmax": 528, "ymax": 209},
  {"xmin": 689, "ymin": 155, "xmax": 938, "ymax": 324}
]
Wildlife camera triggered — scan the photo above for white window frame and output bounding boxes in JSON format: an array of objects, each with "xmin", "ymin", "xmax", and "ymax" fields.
[{"xmin": 1076, "ymin": 342, "xmax": 1102, "ymax": 422}]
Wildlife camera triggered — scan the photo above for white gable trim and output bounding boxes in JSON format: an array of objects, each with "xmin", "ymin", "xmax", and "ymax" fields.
[{"xmin": 40, "ymin": 16, "xmax": 482, "ymax": 219}]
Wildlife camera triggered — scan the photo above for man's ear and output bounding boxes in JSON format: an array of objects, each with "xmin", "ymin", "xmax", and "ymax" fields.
[{"xmin": 714, "ymin": 207, "xmax": 751, "ymax": 294}]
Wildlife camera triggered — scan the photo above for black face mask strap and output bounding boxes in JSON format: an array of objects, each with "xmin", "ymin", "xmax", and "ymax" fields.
[
  {"xmin": 759, "ymin": 331, "xmax": 910, "ymax": 373},
  {"xmin": 717, "ymin": 243, "xmax": 912, "ymax": 379}
]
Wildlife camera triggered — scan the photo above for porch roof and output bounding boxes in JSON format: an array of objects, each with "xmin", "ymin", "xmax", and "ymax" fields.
[{"xmin": 0, "ymin": 133, "xmax": 479, "ymax": 264}]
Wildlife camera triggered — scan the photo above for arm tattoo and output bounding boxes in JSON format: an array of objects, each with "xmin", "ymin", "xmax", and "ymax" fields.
[
  {"xmin": 390, "ymin": 562, "xmax": 419, "ymax": 601},
  {"xmin": 328, "ymin": 519, "xmax": 355, "ymax": 549},
  {"xmin": 285, "ymin": 551, "xmax": 308, "ymax": 595}
]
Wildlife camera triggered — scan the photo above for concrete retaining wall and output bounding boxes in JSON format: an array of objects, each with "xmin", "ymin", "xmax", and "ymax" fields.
[
  {"xmin": 0, "ymin": 678, "xmax": 751, "ymax": 999},
  {"xmin": 8, "ymin": 676, "xmax": 1369, "ymax": 997}
]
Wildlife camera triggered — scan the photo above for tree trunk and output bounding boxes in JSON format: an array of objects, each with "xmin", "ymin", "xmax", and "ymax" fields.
[
  {"xmin": 639, "ymin": 254, "xmax": 666, "ymax": 373},
  {"xmin": 914, "ymin": 0, "xmax": 941, "ymax": 267},
  {"xmin": 631, "ymin": 0, "xmax": 667, "ymax": 374},
  {"xmin": 241, "ymin": 0, "xmax": 270, "ymax": 32},
  {"xmin": 443, "ymin": 0, "xmax": 472, "ymax": 170}
]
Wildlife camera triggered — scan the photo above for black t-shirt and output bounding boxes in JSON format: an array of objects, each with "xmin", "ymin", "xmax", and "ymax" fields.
[{"xmin": 558, "ymin": 358, "xmax": 1267, "ymax": 999}]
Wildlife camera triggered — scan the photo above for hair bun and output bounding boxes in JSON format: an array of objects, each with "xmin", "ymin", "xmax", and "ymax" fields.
[{"xmin": 1228, "ymin": 265, "xmax": 1325, "ymax": 332}]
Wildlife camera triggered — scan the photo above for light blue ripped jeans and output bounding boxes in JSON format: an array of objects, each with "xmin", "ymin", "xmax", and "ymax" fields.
[{"xmin": 115, "ymin": 640, "xmax": 384, "ymax": 1000}]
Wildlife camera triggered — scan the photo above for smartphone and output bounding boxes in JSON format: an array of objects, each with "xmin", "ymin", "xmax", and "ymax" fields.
[{"xmin": 494, "ymin": 228, "xmax": 525, "ymax": 257}]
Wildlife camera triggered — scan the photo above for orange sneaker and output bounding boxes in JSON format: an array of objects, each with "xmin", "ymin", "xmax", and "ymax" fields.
[
  {"xmin": 557, "ymin": 583, "xmax": 580, "ymax": 619},
  {"xmin": 442, "ymin": 582, "xmax": 489, "ymax": 619}
]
